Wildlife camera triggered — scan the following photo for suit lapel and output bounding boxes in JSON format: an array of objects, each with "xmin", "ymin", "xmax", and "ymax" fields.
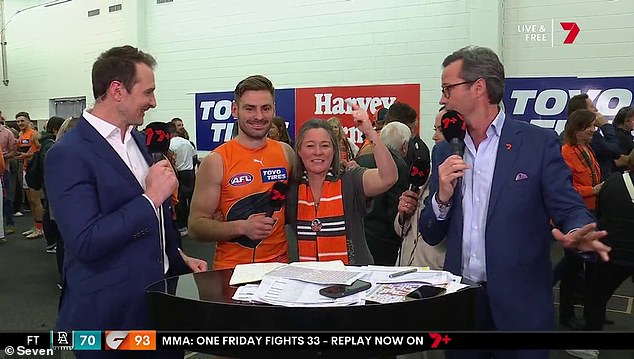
[
  {"xmin": 76, "ymin": 117, "xmax": 144, "ymax": 192},
  {"xmin": 487, "ymin": 117, "xmax": 522, "ymax": 223},
  {"xmin": 132, "ymin": 128, "xmax": 153, "ymax": 167}
]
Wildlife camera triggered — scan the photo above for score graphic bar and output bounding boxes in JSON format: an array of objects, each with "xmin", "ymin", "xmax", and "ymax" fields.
[
  {"xmin": 50, "ymin": 331, "xmax": 101, "ymax": 350},
  {"xmin": 105, "ymin": 330, "xmax": 156, "ymax": 350}
]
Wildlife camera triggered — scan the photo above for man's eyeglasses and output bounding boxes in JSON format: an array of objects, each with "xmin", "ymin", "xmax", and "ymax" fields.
[{"xmin": 441, "ymin": 80, "xmax": 476, "ymax": 98}]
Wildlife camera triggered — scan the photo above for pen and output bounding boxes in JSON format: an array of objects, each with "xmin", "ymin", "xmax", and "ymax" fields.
[{"xmin": 389, "ymin": 268, "xmax": 417, "ymax": 278}]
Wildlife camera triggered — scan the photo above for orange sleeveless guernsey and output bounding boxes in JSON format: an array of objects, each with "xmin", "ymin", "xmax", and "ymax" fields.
[
  {"xmin": 213, "ymin": 138, "xmax": 290, "ymax": 269},
  {"xmin": 18, "ymin": 127, "xmax": 39, "ymax": 170}
]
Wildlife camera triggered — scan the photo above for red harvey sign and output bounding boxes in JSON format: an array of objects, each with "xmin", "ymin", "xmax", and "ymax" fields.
[{"xmin": 294, "ymin": 84, "xmax": 420, "ymax": 144}]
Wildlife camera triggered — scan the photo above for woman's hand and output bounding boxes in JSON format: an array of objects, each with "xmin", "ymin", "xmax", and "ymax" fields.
[
  {"xmin": 397, "ymin": 190, "xmax": 419, "ymax": 216},
  {"xmin": 397, "ymin": 190, "xmax": 420, "ymax": 225},
  {"xmin": 342, "ymin": 159, "xmax": 359, "ymax": 171},
  {"xmin": 350, "ymin": 103, "xmax": 374, "ymax": 137}
]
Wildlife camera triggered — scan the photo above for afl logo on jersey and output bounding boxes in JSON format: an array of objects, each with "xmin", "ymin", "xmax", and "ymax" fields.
[{"xmin": 228, "ymin": 173, "xmax": 254, "ymax": 186}]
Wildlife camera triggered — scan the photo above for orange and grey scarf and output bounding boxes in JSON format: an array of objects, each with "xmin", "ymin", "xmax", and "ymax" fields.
[{"xmin": 296, "ymin": 170, "xmax": 349, "ymax": 263}]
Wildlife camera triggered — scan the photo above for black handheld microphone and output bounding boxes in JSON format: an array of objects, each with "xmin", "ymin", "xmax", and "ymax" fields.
[
  {"xmin": 408, "ymin": 157, "xmax": 429, "ymax": 193},
  {"xmin": 265, "ymin": 182, "xmax": 288, "ymax": 217},
  {"xmin": 440, "ymin": 110, "xmax": 466, "ymax": 157},
  {"xmin": 144, "ymin": 122, "xmax": 171, "ymax": 163}
]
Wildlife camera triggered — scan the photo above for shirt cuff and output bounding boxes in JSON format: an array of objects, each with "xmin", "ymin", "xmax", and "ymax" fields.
[
  {"xmin": 142, "ymin": 194, "xmax": 160, "ymax": 213},
  {"xmin": 431, "ymin": 192, "xmax": 450, "ymax": 220}
]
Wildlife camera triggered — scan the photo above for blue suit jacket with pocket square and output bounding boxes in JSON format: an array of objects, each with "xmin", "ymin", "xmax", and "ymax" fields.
[{"xmin": 419, "ymin": 116, "xmax": 593, "ymax": 331}]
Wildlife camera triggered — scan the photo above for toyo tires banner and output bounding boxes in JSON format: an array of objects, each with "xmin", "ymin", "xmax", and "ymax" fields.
[{"xmin": 504, "ymin": 76, "xmax": 634, "ymax": 134}]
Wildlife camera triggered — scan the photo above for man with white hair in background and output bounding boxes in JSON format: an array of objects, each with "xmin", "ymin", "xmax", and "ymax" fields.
[{"xmin": 356, "ymin": 121, "xmax": 411, "ymax": 265}]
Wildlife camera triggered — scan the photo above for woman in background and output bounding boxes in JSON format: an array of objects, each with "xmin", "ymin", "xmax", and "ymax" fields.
[
  {"xmin": 327, "ymin": 117, "xmax": 358, "ymax": 163},
  {"xmin": 559, "ymin": 109, "xmax": 603, "ymax": 331},
  {"xmin": 395, "ymin": 107, "xmax": 447, "ymax": 269},
  {"xmin": 268, "ymin": 116, "xmax": 292, "ymax": 145},
  {"xmin": 286, "ymin": 107, "xmax": 397, "ymax": 264}
]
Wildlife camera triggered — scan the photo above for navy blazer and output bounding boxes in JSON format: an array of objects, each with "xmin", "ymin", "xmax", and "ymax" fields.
[
  {"xmin": 419, "ymin": 117, "xmax": 593, "ymax": 331},
  {"xmin": 45, "ymin": 117, "xmax": 190, "ymax": 331}
]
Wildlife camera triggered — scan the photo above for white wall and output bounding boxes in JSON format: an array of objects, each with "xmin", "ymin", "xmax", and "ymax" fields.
[
  {"xmin": 503, "ymin": 0, "xmax": 634, "ymax": 76},
  {"xmin": 4, "ymin": 0, "xmax": 634, "ymax": 142},
  {"xmin": 0, "ymin": 0, "xmax": 503, "ymax": 149},
  {"xmin": 8, "ymin": 0, "xmax": 634, "ymax": 147}
]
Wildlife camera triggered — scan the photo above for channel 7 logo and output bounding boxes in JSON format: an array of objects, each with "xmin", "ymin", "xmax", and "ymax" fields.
[
  {"xmin": 105, "ymin": 330, "xmax": 156, "ymax": 350},
  {"xmin": 560, "ymin": 22, "xmax": 580, "ymax": 44}
]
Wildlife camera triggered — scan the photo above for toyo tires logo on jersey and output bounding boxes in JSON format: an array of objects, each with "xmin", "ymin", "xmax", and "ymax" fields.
[{"xmin": 503, "ymin": 77, "xmax": 634, "ymax": 134}]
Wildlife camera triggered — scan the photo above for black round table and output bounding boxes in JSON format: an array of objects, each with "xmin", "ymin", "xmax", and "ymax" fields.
[{"xmin": 146, "ymin": 269, "xmax": 481, "ymax": 357}]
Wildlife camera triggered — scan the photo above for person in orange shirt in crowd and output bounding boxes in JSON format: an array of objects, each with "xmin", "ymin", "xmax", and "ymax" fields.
[
  {"xmin": 15, "ymin": 112, "xmax": 44, "ymax": 239},
  {"xmin": 559, "ymin": 109, "xmax": 604, "ymax": 333},
  {"xmin": 189, "ymin": 75, "xmax": 295, "ymax": 269},
  {"xmin": 562, "ymin": 109, "xmax": 603, "ymax": 211},
  {"xmin": 327, "ymin": 116, "xmax": 358, "ymax": 163}
]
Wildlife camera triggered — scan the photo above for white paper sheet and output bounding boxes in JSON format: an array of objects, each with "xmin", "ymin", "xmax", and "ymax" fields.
[
  {"xmin": 229, "ymin": 262, "xmax": 286, "ymax": 286},
  {"xmin": 267, "ymin": 265, "xmax": 364, "ymax": 285},
  {"xmin": 352, "ymin": 267, "xmax": 453, "ymax": 285},
  {"xmin": 231, "ymin": 284, "xmax": 259, "ymax": 302},
  {"xmin": 252, "ymin": 277, "xmax": 366, "ymax": 307},
  {"xmin": 363, "ymin": 283, "xmax": 425, "ymax": 304}
]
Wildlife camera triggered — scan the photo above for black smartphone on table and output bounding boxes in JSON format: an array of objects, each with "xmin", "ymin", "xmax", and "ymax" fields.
[
  {"xmin": 319, "ymin": 279, "xmax": 372, "ymax": 299},
  {"xmin": 405, "ymin": 285, "xmax": 446, "ymax": 300}
]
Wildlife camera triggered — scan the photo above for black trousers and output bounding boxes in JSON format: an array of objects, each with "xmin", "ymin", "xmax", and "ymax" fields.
[
  {"xmin": 584, "ymin": 261, "xmax": 634, "ymax": 330},
  {"xmin": 445, "ymin": 287, "xmax": 549, "ymax": 359},
  {"xmin": 42, "ymin": 199, "xmax": 61, "ymax": 247},
  {"xmin": 366, "ymin": 238, "xmax": 400, "ymax": 266},
  {"xmin": 175, "ymin": 170, "xmax": 195, "ymax": 229},
  {"xmin": 558, "ymin": 249, "xmax": 588, "ymax": 322}
]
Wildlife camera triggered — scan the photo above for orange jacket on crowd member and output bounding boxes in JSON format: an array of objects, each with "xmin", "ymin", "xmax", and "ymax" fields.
[{"xmin": 562, "ymin": 144, "xmax": 601, "ymax": 210}]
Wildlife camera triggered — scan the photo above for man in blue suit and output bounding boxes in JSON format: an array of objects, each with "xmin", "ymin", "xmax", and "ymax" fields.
[
  {"xmin": 419, "ymin": 46, "xmax": 610, "ymax": 358},
  {"xmin": 45, "ymin": 45, "xmax": 207, "ymax": 358}
]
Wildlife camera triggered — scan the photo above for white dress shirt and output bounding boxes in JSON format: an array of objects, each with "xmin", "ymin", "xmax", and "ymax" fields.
[
  {"xmin": 433, "ymin": 110, "xmax": 505, "ymax": 282},
  {"xmin": 83, "ymin": 110, "xmax": 169, "ymax": 273}
]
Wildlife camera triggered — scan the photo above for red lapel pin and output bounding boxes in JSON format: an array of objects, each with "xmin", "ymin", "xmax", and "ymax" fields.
[{"xmin": 505, "ymin": 143, "xmax": 512, "ymax": 151}]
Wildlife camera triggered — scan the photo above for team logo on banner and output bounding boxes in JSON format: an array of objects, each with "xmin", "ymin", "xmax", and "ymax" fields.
[{"xmin": 504, "ymin": 76, "xmax": 634, "ymax": 134}]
